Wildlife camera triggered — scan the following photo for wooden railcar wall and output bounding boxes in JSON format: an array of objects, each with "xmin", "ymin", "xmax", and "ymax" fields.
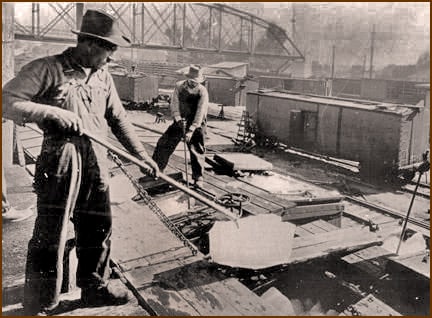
[
  {"xmin": 258, "ymin": 76, "xmax": 286, "ymax": 89},
  {"xmin": 316, "ymin": 104, "xmax": 340, "ymax": 155},
  {"xmin": 250, "ymin": 94, "xmax": 319, "ymax": 145},
  {"xmin": 285, "ymin": 79, "xmax": 327, "ymax": 95},
  {"xmin": 360, "ymin": 79, "xmax": 388, "ymax": 101},
  {"xmin": 207, "ymin": 77, "xmax": 258, "ymax": 106},
  {"xmin": 339, "ymin": 108, "xmax": 401, "ymax": 168},
  {"xmin": 112, "ymin": 74, "xmax": 159, "ymax": 103},
  {"xmin": 246, "ymin": 93, "xmax": 414, "ymax": 171},
  {"xmin": 207, "ymin": 77, "xmax": 237, "ymax": 106}
]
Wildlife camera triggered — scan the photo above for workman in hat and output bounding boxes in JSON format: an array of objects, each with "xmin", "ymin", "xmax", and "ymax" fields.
[
  {"xmin": 152, "ymin": 65, "xmax": 209, "ymax": 188},
  {"xmin": 2, "ymin": 9, "xmax": 159, "ymax": 314}
]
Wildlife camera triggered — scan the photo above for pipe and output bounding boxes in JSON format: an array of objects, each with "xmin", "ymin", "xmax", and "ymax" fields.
[{"xmin": 82, "ymin": 129, "xmax": 239, "ymax": 222}]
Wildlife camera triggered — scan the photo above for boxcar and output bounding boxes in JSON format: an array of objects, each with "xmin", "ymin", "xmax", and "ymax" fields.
[
  {"xmin": 246, "ymin": 90, "xmax": 430, "ymax": 182},
  {"xmin": 206, "ymin": 75, "xmax": 259, "ymax": 106},
  {"xmin": 111, "ymin": 72, "xmax": 159, "ymax": 103}
]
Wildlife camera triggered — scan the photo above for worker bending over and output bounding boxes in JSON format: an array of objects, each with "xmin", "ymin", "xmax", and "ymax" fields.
[{"xmin": 152, "ymin": 65, "xmax": 209, "ymax": 188}]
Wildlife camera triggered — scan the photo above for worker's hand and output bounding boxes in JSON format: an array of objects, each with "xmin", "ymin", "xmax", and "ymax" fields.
[
  {"xmin": 145, "ymin": 158, "xmax": 160, "ymax": 178},
  {"xmin": 138, "ymin": 153, "xmax": 159, "ymax": 178},
  {"xmin": 47, "ymin": 108, "xmax": 83, "ymax": 135},
  {"xmin": 185, "ymin": 130, "xmax": 193, "ymax": 143},
  {"xmin": 417, "ymin": 160, "xmax": 430, "ymax": 174},
  {"xmin": 174, "ymin": 116, "xmax": 184, "ymax": 129}
]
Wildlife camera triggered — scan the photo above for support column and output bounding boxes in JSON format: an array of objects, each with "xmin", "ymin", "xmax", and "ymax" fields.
[
  {"xmin": 2, "ymin": 2, "xmax": 15, "ymax": 167},
  {"xmin": 76, "ymin": 3, "xmax": 84, "ymax": 30}
]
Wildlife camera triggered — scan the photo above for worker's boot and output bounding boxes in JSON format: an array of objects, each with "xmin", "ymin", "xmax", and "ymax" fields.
[
  {"xmin": 2, "ymin": 206, "xmax": 34, "ymax": 223},
  {"xmin": 194, "ymin": 177, "xmax": 204, "ymax": 189},
  {"xmin": 81, "ymin": 279, "xmax": 132, "ymax": 307}
]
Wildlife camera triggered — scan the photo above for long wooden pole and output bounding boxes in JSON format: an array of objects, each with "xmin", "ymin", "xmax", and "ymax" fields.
[{"xmin": 82, "ymin": 129, "xmax": 239, "ymax": 222}]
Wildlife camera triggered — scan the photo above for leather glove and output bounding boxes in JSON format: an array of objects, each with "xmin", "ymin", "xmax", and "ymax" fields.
[
  {"xmin": 46, "ymin": 107, "xmax": 83, "ymax": 135},
  {"xmin": 185, "ymin": 130, "xmax": 193, "ymax": 143},
  {"xmin": 417, "ymin": 160, "xmax": 430, "ymax": 174},
  {"xmin": 174, "ymin": 116, "xmax": 185, "ymax": 130},
  {"xmin": 138, "ymin": 151, "xmax": 160, "ymax": 178}
]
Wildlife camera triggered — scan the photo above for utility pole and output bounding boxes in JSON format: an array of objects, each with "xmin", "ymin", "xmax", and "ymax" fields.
[
  {"xmin": 291, "ymin": 3, "xmax": 296, "ymax": 40},
  {"xmin": 327, "ymin": 45, "xmax": 336, "ymax": 97},
  {"xmin": 331, "ymin": 45, "xmax": 336, "ymax": 79},
  {"xmin": 362, "ymin": 53, "xmax": 367, "ymax": 78},
  {"xmin": 76, "ymin": 3, "xmax": 84, "ymax": 30},
  {"xmin": 369, "ymin": 24, "xmax": 375, "ymax": 79}
]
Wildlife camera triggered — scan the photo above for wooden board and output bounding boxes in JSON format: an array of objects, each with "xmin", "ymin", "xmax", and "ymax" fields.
[
  {"xmin": 282, "ymin": 203, "xmax": 344, "ymax": 221},
  {"xmin": 213, "ymin": 153, "xmax": 273, "ymax": 171},
  {"xmin": 128, "ymin": 260, "xmax": 282, "ymax": 316},
  {"xmin": 341, "ymin": 245, "xmax": 393, "ymax": 277},
  {"xmin": 341, "ymin": 294, "xmax": 401, "ymax": 316},
  {"xmin": 289, "ymin": 227, "xmax": 381, "ymax": 264},
  {"xmin": 111, "ymin": 199, "xmax": 188, "ymax": 266},
  {"xmin": 388, "ymin": 251, "xmax": 430, "ymax": 279},
  {"xmin": 19, "ymin": 125, "xmax": 43, "ymax": 160}
]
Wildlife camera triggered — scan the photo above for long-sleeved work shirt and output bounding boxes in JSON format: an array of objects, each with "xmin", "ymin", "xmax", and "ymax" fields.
[
  {"xmin": 170, "ymin": 79, "xmax": 208, "ymax": 131},
  {"xmin": 2, "ymin": 47, "xmax": 147, "ymax": 186}
]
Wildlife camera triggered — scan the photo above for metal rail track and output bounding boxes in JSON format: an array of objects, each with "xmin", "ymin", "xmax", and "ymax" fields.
[
  {"xmin": 345, "ymin": 196, "xmax": 430, "ymax": 231},
  {"xmin": 401, "ymin": 186, "xmax": 430, "ymax": 199}
]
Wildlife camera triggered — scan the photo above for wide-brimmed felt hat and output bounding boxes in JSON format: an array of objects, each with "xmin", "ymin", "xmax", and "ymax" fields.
[
  {"xmin": 72, "ymin": 9, "xmax": 131, "ymax": 47},
  {"xmin": 184, "ymin": 65, "xmax": 205, "ymax": 83}
]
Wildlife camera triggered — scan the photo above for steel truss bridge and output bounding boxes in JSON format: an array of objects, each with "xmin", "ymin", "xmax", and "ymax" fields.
[{"xmin": 14, "ymin": 2, "xmax": 304, "ymax": 72}]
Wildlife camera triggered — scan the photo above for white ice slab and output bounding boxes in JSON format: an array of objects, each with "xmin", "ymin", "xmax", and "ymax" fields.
[{"xmin": 209, "ymin": 214, "xmax": 296, "ymax": 269}]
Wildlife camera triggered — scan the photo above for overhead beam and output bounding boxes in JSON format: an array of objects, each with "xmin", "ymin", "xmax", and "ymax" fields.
[{"xmin": 14, "ymin": 3, "xmax": 305, "ymax": 62}]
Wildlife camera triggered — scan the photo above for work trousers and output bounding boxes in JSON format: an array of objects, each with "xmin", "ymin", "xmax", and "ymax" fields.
[
  {"xmin": 152, "ymin": 122, "xmax": 206, "ymax": 181},
  {"xmin": 24, "ymin": 140, "xmax": 112, "ymax": 314}
]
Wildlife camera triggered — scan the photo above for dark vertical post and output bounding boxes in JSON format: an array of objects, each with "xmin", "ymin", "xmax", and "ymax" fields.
[
  {"xmin": 208, "ymin": 7, "xmax": 212, "ymax": 48},
  {"xmin": 362, "ymin": 53, "xmax": 367, "ymax": 78},
  {"xmin": 36, "ymin": 3, "xmax": 40, "ymax": 36},
  {"xmin": 32, "ymin": 2, "xmax": 36, "ymax": 35},
  {"xmin": 173, "ymin": 3, "xmax": 177, "ymax": 46},
  {"xmin": 218, "ymin": 10, "xmax": 222, "ymax": 52},
  {"xmin": 250, "ymin": 17, "xmax": 254, "ymax": 55},
  {"xmin": 182, "ymin": 3, "xmax": 186, "ymax": 47},
  {"xmin": 76, "ymin": 3, "xmax": 84, "ymax": 30},
  {"xmin": 132, "ymin": 3, "xmax": 136, "ymax": 43},
  {"xmin": 141, "ymin": 3, "xmax": 145, "ymax": 44},
  {"xmin": 291, "ymin": 3, "xmax": 296, "ymax": 40},
  {"xmin": 369, "ymin": 24, "xmax": 375, "ymax": 79},
  {"xmin": 239, "ymin": 18, "xmax": 243, "ymax": 51},
  {"xmin": 331, "ymin": 45, "xmax": 336, "ymax": 79}
]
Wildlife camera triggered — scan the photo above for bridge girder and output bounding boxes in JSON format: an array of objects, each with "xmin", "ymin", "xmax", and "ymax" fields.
[{"xmin": 14, "ymin": 2, "xmax": 304, "ymax": 67}]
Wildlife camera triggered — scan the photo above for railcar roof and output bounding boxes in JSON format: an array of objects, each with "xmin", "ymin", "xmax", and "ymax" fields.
[{"xmin": 250, "ymin": 90, "xmax": 421, "ymax": 115}]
